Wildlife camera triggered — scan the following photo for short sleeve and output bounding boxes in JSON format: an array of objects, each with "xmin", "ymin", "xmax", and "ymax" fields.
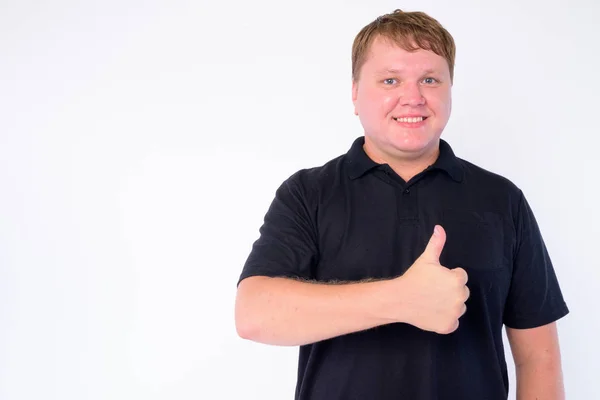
[
  {"xmin": 503, "ymin": 191, "xmax": 569, "ymax": 329},
  {"xmin": 237, "ymin": 173, "xmax": 318, "ymax": 286}
]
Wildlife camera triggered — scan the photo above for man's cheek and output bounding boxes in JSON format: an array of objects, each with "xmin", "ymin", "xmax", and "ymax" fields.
[{"xmin": 380, "ymin": 95, "xmax": 397, "ymax": 115}]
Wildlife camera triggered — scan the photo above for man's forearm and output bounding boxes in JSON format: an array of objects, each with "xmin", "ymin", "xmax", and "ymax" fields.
[
  {"xmin": 515, "ymin": 359, "xmax": 565, "ymax": 400},
  {"xmin": 235, "ymin": 276, "xmax": 398, "ymax": 346}
]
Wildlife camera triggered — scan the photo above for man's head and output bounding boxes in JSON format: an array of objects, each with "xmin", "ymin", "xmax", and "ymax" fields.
[{"xmin": 351, "ymin": 10, "xmax": 456, "ymax": 162}]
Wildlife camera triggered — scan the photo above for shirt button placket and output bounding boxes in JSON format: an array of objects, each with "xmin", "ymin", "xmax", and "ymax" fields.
[{"xmin": 400, "ymin": 185, "xmax": 418, "ymax": 219}]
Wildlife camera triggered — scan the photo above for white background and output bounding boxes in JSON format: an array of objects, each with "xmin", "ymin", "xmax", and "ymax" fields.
[{"xmin": 1, "ymin": 0, "xmax": 598, "ymax": 399}]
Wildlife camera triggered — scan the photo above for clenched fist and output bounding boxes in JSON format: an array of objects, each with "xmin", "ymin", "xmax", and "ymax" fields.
[{"xmin": 395, "ymin": 225, "xmax": 470, "ymax": 334}]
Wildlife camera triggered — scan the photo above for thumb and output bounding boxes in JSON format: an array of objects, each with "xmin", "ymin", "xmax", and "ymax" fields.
[{"xmin": 421, "ymin": 225, "xmax": 446, "ymax": 263}]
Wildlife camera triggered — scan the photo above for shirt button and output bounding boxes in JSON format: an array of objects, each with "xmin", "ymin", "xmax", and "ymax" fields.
[{"xmin": 404, "ymin": 189, "xmax": 410, "ymax": 194}]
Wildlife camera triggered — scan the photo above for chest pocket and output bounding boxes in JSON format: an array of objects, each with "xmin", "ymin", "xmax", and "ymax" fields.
[{"xmin": 440, "ymin": 209, "xmax": 510, "ymax": 271}]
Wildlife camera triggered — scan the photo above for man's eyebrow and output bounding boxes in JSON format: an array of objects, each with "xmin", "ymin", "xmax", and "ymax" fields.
[{"xmin": 376, "ymin": 68, "xmax": 441, "ymax": 75}]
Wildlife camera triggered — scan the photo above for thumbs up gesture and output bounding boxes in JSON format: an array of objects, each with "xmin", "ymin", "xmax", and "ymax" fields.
[{"xmin": 395, "ymin": 225, "xmax": 470, "ymax": 334}]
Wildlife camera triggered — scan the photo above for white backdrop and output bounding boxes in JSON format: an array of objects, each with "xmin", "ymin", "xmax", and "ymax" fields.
[{"xmin": 1, "ymin": 0, "xmax": 598, "ymax": 399}]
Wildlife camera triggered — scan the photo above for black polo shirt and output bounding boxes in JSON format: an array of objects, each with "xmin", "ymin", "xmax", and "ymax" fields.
[{"xmin": 238, "ymin": 136, "xmax": 569, "ymax": 400}]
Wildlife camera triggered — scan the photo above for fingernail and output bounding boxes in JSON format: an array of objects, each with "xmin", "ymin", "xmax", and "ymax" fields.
[{"xmin": 433, "ymin": 226, "xmax": 440, "ymax": 236}]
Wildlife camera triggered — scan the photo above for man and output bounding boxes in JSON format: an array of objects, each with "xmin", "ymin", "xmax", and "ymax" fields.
[{"xmin": 235, "ymin": 9, "xmax": 568, "ymax": 400}]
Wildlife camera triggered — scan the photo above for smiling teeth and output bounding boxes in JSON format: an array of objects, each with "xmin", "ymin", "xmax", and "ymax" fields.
[{"xmin": 395, "ymin": 117, "xmax": 424, "ymax": 123}]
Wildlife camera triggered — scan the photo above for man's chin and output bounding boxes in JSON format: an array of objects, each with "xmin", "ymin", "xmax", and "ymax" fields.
[{"xmin": 388, "ymin": 137, "xmax": 439, "ymax": 156}]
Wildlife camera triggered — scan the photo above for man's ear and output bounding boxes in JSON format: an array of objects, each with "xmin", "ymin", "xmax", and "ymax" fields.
[{"xmin": 352, "ymin": 80, "xmax": 359, "ymax": 116}]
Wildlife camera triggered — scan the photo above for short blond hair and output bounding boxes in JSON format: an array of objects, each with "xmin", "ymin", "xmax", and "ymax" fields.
[{"xmin": 351, "ymin": 9, "xmax": 456, "ymax": 82}]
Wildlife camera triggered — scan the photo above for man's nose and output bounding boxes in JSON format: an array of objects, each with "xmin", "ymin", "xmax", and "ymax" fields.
[{"xmin": 400, "ymin": 83, "xmax": 426, "ymax": 106}]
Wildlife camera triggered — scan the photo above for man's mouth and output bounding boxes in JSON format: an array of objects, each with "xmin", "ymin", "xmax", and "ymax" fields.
[{"xmin": 392, "ymin": 116, "xmax": 428, "ymax": 123}]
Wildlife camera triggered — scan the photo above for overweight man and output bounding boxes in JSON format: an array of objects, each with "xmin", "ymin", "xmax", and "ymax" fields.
[{"xmin": 235, "ymin": 9, "xmax": 569, "ymax": 400}]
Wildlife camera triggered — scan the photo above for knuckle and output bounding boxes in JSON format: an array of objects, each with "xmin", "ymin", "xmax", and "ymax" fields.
[
  {"xmin": 443, "ymin": 321, "xmax": 458, "ymax": 334},
  {"xmin": 438, "ymin": 317, "xmax": 459, "ymax": 334},
  {"xmin": 451, "ymin": 320, "xmax": 459, "ymax": 332},
  {"xmin": 454, "ymin": 273, "xmax": 464, "ymax": 284},
  {"xmin": 463, "ymin": 287, "xmax": 470, "ymax": 301}
]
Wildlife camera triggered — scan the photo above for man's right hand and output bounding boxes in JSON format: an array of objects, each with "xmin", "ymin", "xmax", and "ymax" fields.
[{"xmin": 394, "ymin": 225, "xmax": 470, "ymax": 334}]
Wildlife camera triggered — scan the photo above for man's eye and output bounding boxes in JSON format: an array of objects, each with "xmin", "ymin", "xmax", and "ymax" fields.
[
  {"xmin": 423, "ymin": 77, "xmax": 438, "ymax": 84},
  {"xmin": 383, "ymin": 78, "xmax": 397, "ymax": 85}
]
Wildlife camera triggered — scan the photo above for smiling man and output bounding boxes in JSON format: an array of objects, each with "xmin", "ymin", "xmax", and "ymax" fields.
[{"xmin": 235, "ymin": 9, "xmax": 568, "ymax": 400}]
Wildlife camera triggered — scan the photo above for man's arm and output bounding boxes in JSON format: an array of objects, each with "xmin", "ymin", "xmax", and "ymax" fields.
[
  {"xmin": 506, "ymin": 322, "xmax": 565, "ymax": 400},
  {"xmin": 235, "ymin": 276, "xmax": 398, "ymax": 346},
  {"xmin": 235, "ymin": 225, "xmax": 470, "ymax": 346}
]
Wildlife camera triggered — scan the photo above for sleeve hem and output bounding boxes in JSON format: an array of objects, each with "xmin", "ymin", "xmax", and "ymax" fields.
[
  {"xmin": 237, "ymin": 269, "xmax": 303, "ymax": 287},
  {"xmin": 503, "ymin": 303, "xmax": 569, "ymax": 329}
]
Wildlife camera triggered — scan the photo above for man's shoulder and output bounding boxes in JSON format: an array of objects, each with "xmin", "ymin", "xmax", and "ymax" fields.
[
  {"xmin": 457, "ymin": 156, "xmax": 522, "ymax": 195},
  {"xmin": 284, "ymin": 152, "xmax": 348, "ymax": 193}
]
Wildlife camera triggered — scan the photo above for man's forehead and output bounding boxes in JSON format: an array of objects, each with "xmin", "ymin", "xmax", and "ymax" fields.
[
  {"xmin": 370, "ymin": 35, "xmax": 425, "ymax": 52},
  {"xmin": 369, "ymin": 39, "xmax": 439, "ymax": 57},
  {"xmin": 364, "ymin": 39, "xmax": 448, "ymax": 74}
]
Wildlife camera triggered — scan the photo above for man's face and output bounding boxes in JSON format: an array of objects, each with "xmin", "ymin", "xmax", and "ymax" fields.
[{"xmin": 352, "ymin": 36, "xmax": 452, "ymax": 159}]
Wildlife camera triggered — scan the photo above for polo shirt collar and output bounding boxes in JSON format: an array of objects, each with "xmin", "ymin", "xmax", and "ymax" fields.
[{"xmin": 346, "ymin": 136, "xmax": 464, "ymax": 182}]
